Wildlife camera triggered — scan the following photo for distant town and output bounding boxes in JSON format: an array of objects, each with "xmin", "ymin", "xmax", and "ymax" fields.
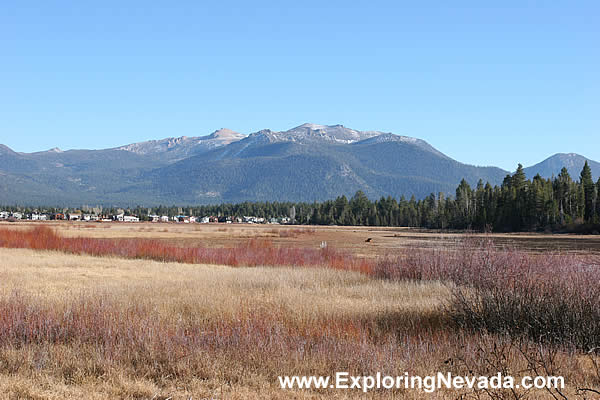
[{"xmin": 0, "ymin": 208, "xmax": 292, "ymax": 225}]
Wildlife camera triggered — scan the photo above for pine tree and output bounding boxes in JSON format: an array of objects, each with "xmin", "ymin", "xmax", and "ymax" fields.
[
  {"xmin": 455, "ymin": 179, "xmax": 472, "ymax": 228},
  {"xmin": 596, "ymin": 178, "xmax": 600, "ymax": 223},
  {"xmin": 556, "ymin": 167, "xmax": 572, "ymax": 224},
  {"xmin": 580, "ymin": 161, "xmax": 595, "ymax": 222},
  {"xmin": 511, "ymin": 164, "xmax": 528, "ymax": 230},
  {"xmin": 512, "ymin": 164, "xmax": 527, "ymax": 191}
]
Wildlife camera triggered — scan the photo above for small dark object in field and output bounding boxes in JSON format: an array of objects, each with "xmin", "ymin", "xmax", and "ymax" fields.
[{"xmin": 365, "ymin": 238, "xmax": 372, "ymax": 242}]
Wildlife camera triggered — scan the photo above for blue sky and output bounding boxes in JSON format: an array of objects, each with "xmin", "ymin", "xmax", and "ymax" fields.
[{"xmin": 0, "ymin": 1, "xmax": 598, "ymax": 171}]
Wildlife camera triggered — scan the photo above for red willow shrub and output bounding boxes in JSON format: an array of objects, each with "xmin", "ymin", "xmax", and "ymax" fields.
[
  {"xmin": 0, "ymin": 226, "xmax": 373, "ymax": 274},
  {"xmin": 374, "ymin": 237, "xmax": 600, "ymax": 349},
  {"xmin": 0, "ymin": 290, "xmax": 448, "ymax": 384},
  {"xmin": 0, "ymin": 291, "xmax": 370, "ymax": 350}
]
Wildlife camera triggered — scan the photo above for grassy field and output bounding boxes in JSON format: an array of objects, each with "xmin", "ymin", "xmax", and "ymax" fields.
[
  {"xmin": 6, "ymin": 221, "xmax": 600, "ymax": 256},
  {"xmin": 0, "ymin": 222, "xmax": 599, "ymax": 399}
]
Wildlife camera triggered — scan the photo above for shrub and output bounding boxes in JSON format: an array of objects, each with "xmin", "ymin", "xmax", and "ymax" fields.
[
  {"xmin": 374, "ymin": 237, "xmax": 600, "ymax": 349},
  {"xmin": 0, "ymin": 226, "xmax": 373, "ymax": 274}
]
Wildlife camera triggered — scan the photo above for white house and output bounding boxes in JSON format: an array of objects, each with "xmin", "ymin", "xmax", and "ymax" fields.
[
  {"xmin": 244, "ymin": 216, "xmax": 265, "ymax": 223},
  {"xmin": 148, "ymin": 214, "xmax": 160, "ymax": 222},
  {"xmin": 160, "ymin": 215, "xmax": 170, "ymax": 223},
  {"xmin": 68, "ymin": 212, "xmax": 82, "ymax": 221},
  {"xmin": 123, "ymin": 215, "xmax": 139, "ymax": 222},
  {"xmin": 12, "ymin": 212, "xmax": 23, "ymax": 220},
  {"xmin": 0, "ymin": 211, "xmax": 9, "ymax": 219},
  {"xmin": 200, "ymin": 216, "xmax": 210, "ymax": 224}
]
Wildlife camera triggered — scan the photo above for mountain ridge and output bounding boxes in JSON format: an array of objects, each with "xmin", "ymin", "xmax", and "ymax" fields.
[
  {"xmin": 523, "ymin": 153, "xmax": 600, "ymax": 181},
  {"xmin": 1, "ymin": 124, "xmax": 597, "ymax": 205}
]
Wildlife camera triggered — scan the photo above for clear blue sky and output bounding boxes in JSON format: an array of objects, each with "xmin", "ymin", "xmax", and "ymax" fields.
[{"xmin": 1, "ymin": 1, "xmax": 598, "ymax": 171}]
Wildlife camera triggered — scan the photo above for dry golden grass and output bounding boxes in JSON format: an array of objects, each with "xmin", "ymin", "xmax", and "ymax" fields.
[
  {"xmin": 0, "ymin": 247, "xmax": 448, "ymax": 323},
  {"xmin": 0, "ymin": 247, "xmax": 454, "ymax": 399}
]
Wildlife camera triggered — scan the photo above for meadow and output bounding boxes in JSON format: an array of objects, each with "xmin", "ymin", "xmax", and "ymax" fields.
[{"xmin": 0, "ymin": 222, "xmax": 599, "ymax": 399}]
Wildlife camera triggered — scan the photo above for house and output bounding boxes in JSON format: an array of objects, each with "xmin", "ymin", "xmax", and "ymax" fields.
[
  {"xmin": 148, "ymin": 215, "xmax": 160, "ymax": 222},
  {"xmin": 114, "ymin": 213, "xmax": 124, "ymax": 222},
  {"xmin": 200, "ymin": 216, "xmax": 210, "ymax": 224},
  {"xmin": 160, "ymin": 215, "xmax": 170, "ymax": 223},
  {"xmin": 242, "ymin": 216, "xmax": 265, "ymax": 224},
  {"xmin": 176, "ymin": 215, "xmax": 190, "ymax": 223},
  {"xmin": 68, "ymin": 212, "xmax": 82, "ymax": 221},
  {"xmin": 0, "ymin": 211, "xmax": 9, "ymax": 219},
  {"xmin": 12, "ymin": 212, "xmax": 23, "ymax": 220},
  {"xmin": 189, "ymin": 216, "xmax": 197, "ymax": 223},
  {"xmin": 123, "ymin": 215, "xmax": 139, "ymax": 222},
  {"xmin": 52, "ymin": 213, "xmax": 65, "ymax": 220}
]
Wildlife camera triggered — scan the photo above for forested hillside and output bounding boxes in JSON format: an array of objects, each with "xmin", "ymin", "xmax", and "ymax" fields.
[
  {"xmin": 8, "ymin": 162, "xmax": 599, "ymax": 233},
  {"xmin": 148, "ymin": 161, "xmax": 600, "ymax": 232}
]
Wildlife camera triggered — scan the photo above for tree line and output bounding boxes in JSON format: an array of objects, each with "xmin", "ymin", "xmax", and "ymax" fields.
[
  {"xmin": 177, "ymin": 162, "xmax": 599, "ymax": 232},
  {"xmin": 296, "ymin": 161, "xmax": 599, "ymax": 232},
  {"xmin": 3, "ymin": 162, "xmax": 599, "ymax": 232}
]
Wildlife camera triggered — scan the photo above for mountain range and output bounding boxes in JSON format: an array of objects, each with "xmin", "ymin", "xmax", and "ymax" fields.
[{"xmin": 0, "ymin": 123, "xmax": 597, "ymax": 206}]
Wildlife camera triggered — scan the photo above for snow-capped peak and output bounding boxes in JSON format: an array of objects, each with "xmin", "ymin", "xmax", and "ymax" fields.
[
  {"xmin": 208, "ymin": 128, "xmax": 245, "ymax": 140},
  {"xmin": 245, "ymin": 123, "xmax": 381, "ymax": 144}
]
